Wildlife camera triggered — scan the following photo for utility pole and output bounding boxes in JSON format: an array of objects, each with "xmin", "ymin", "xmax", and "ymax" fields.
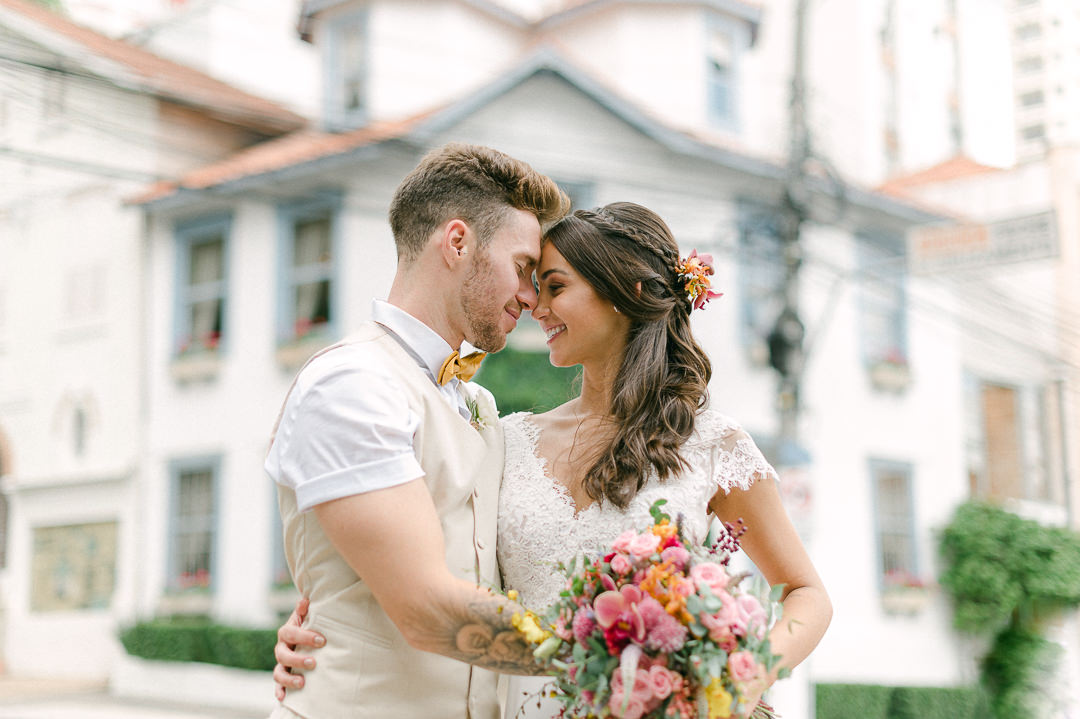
[{"xmin": 768, "ymin": 0, "xmax": 812, "ymax": 449}]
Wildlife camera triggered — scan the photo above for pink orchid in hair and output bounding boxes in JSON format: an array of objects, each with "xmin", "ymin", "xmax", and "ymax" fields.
[{"xmin": 674, "ymin": 249, "xmax": 723, "ymax": 310}]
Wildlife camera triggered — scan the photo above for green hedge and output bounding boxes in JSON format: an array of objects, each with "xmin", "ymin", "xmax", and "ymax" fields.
[
  {"xmin": 815, "ymin": 683, "xmax": 988, "ymax": 719},
  {"xmin": 473, "ymin": 345, "xmax": 580, "ymax": 415},
  {"xmin": 119, "ymin": 616, "xmax": 277, "ymax": 671}
]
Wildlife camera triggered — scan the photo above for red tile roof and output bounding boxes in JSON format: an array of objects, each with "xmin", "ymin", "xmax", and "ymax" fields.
[
  {"xmin": 129, "ymin": 117, "xmax": 427, "ymax": 204},
  {"xmin": 0, "ymin": 0, "xmax": 305, "ymax": 134},
  {"xmin": 877, "ymin": 155, "xmax": 1002, "ymax": 196}
]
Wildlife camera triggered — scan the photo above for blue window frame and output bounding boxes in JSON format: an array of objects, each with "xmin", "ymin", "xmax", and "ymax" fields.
[
  {"xmin": 277, "ymin": 194, "xmax": 341, "ymax": 345},
  {"xmin": 167, "ymin": 457, "xmax": 220, "ymax": 594},
  {"xmin": 869, "ymin": 459, "xmax": 918, "ymax": 588},
  {"xmin": 736, "ymin": 203, "xmax": 784, "ymax": 361},
  {"xmin": 706, "ymin": 14, "xmax": 743, "ymax": 130},
  {"xmin": 324, "ymin": 10, "xmax": 367, "ymax": 131},
  {"xmin": 857, "ymin": 236, "xmax": 907, "ymax": 366},
  {"xmin": 556, "ymin": 179, "xmax": 595, "ymax": 212},
  {"xmin": 174, "ymin": 214, "xmax": 231, "ymax": 357}
]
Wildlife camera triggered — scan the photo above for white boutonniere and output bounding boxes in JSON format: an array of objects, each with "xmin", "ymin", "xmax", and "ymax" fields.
[{"xmin": 459, "ymin": 383, "xmax": 498, "ymax": 431}]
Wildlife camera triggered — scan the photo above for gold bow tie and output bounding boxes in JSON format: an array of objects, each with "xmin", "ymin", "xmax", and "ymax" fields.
[{"xmin": 436, "ymin": 350, "xmax": 486, "ymax": 385}]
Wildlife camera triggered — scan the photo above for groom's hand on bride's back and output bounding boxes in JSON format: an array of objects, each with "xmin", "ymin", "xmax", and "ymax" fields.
[{"xmin": 272, "ymin": 597, "xmax": 324, "ymax": 701}]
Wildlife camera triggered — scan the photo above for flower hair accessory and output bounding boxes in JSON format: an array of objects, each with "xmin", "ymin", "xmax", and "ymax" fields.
[{"xmin": 674, "ymin": 249, "xmax": 723, "ymax": 310}]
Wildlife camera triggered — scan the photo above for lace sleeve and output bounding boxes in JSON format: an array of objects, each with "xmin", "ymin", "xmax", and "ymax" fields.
[{"xmin": 695, "ymin": 410, "xmax": 779, "ymax": 495}]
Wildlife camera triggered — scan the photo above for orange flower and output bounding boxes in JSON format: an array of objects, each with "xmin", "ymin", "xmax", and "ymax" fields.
[{"xmin": 651, "ymin": 519, "xmax": 678, "ymax": 542}]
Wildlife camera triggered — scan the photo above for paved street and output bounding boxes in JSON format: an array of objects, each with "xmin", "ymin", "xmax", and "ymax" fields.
[{"xmin": 0, "ymin": 678, "xmax": 265, "ymax": 719}]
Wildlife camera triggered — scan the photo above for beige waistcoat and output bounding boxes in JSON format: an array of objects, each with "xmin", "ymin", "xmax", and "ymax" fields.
[{"xmin": 273, "ymin": 322, "xmax": 503, "ymax": 718}]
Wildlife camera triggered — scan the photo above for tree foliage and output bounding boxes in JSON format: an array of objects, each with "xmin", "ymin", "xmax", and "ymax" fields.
[{"xmin": 938, "ymin": 501, "xmax": 1080, "ymax": 718}]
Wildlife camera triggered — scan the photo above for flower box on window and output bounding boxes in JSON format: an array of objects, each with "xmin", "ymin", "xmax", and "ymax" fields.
[
  {"xmin": 868, "ymin": 349, "xmax": 911, "ymax": 393},
  {"xmin": 276, "ymin": 329, "xmax": 333, "ymax": 371},
  {"xmin": 881, "ymin": 569, "xmax": 931, "ymax": 615}
]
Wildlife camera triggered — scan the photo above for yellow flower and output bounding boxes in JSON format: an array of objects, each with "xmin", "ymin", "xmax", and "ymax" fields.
[
  {"xmin": 706, "ymin": 678, "xmax": 733, "ymax": 719},
  {"xmin": 511, "ymin": 611, "xmax": 551, "ymax": 645}
]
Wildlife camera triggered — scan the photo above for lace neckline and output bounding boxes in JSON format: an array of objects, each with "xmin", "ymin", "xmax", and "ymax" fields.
[{"xmin": 517, "ymin": 413, "xmax": 604, "ymax": 519}]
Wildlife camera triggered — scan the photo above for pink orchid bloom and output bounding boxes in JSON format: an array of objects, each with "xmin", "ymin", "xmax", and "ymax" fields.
[{"xmin": 594, "ymin": 585, "xmax": 647, "ymax": 652}]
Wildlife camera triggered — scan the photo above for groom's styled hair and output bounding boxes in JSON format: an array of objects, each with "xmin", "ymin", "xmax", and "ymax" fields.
[{"xmin": 389, "ymin": 143, "xmax": 569, "ymax": 262}]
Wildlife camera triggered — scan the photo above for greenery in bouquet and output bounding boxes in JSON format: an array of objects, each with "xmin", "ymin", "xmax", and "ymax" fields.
[{"xmin": 513, "ymin": 500, "xmax": 788, "ymax": 719}]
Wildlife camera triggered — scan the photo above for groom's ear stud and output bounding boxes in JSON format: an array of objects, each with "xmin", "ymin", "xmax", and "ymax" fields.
[{"xmin": 458, "ymin": 248, "xmax": 468, "ymax": 256}]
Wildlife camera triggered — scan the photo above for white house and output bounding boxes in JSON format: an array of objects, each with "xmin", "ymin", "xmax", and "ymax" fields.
[
  {"xmin": 7, "ymin": 0, "xmax": 1066, "ymax": 716},
  {"xmin": 127, "ymin": 0, "xmax": 980, "ymax": 711},
  {"xmin": 879, "ymin": 149, "xmax": 1080, "ymax": 701},
  {"xmin": 0, "ymin": 0, "xmax": 303, "ymax": 679}
]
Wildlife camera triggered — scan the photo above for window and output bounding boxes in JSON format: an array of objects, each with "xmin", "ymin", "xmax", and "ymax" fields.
[
  {"xmin": 1017, "ymin": 56, "xmax": 1044, "ymax": 73},
  {"xmin": 278, "ymin": 196, "xmax": 340, "ymax": 344},
  {"xmin": 870, "ymin": 460, "xmax": 917, "ymax": 584},
  {"xmin": 857, "ymin": 238, "xmax": 907, "ymax": 367},
  {"xmin": 1015, "ymin": 23, "xmax": 1042, "ymax": 41},
  {"xmin": 73, "ymin": 407, "xmax": 86, "ymax": 457},
  {"xmin": 556, "ymin": 180, "xmax": 595, "ymax": 212},
  {"xmin": 168, "ymin": 459, "xmax": 218, "ymax": 592},
  {"xmin": 1019, "ymin": 90, "xmax": 1044, "ymax": 107},
  {"xmin": 736, "ymin": 205, "xmax": 784, "ymax": 363},
  {"xmin": 706, "ymin": 24, "xmax": 736, "ymax": 127},
  {"xmin": 174, "ymin": 215, "xmax": 230, "ymax": 357},
  {"xmin": 30, "ymin": 522, "xmax": 118, "ymax": 611},
  {"xmin": 966, "ymin": 379, "xmax": 1064, "ymax": 504},
  {"xmin": 1021, "ymin": 124, "xmax": 1046, "ymax": 140},
  {"xmin": 325, "ymin": 11, "xmax": 367, "ymax": 130}
]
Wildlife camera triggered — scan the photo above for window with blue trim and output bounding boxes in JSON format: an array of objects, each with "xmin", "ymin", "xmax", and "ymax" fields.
[
  {"xmin": 325, "ymin": 11, "xmax": 367, "ymax": 130},
  {"xmin": 706, "ymin": 23, "xmax": 737, "ymax": 127},
  {"xmin": 168, "ymin": 459, "xmax": 218, "ymax": 593},
  {"xmin": 175, "ymin": 216, "xmax": 230, "ymax": 357},
  {"xmin": 557, "ymin": 179, "xmax": 595, "ymax": 212},
  {"xmin": 279, "ymin": 197, "xmax": 338, "ymax": 344},
  {"xmin": 870, "ymin": 459, "xmax": 918, "ymax": 586},
  {"xmin": 736, "ymin": 205, "xmax": 784, "ymax": 363},
  {"xmin": 858, "ymin": 238, "xmax": 907, "ymax": 367}
]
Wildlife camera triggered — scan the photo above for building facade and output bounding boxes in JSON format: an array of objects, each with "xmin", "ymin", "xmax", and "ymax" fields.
[{"xmin": 0, "ymin": 0, "xmax": 302, "ymax": 678}]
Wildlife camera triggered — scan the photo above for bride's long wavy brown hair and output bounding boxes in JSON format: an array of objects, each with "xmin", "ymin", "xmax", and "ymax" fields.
[{"xmin": 545, "ymin": 202, "xmax": 712, "ymax": 509}]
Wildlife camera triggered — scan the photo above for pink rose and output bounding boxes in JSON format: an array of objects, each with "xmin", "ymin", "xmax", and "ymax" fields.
[
  {"xmin": 612, "ymin": 530, "xmax": 637, "ymax": 553},
  {"xmin": 700, "ymin": 590, "xmax": 739, "ymax": 642},
  {"xmin": 648, "ymin": 665, "xmax": 675, "ymax": 700},
  {"xmin": 608, "ymin": 669, "xmax": 652, "ymax": 719},
  {"xmin": 734, "ymin": 595, "xmax": 768, "ymax": 639},
  {"xmin": 628, "ymin": 532, "xmax": 661, "ymax": 559},
  {"xmin": 727, "ymin": 651, "xmax": 760, "ymax": 683},
  {"xmin": 690, "ymin": 562, "xmax": 729, "ymax": 595},
  {"xmin": 661, "ymin": 545, "xmax": 690, "ymax": 570},
  {"xmin": 610, "ymin": 553, "xmax": 633, "ymax": 575}
]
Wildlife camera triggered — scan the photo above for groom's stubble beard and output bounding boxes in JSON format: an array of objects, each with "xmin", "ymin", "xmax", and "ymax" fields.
[{"xmin": 461, "ymin": 249, "xmax": 509, "ymax": 352}]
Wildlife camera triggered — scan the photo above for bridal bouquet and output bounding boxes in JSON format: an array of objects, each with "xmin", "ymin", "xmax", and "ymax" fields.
[{"xmin": 513, "ymin": 501, "xmax": 787, "ymax": 719}]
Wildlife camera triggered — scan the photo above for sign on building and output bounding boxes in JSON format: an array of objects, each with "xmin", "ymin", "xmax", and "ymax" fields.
[{"xmin": 908, "ymin": 210, "xmax": 1058, "ymax": 274}]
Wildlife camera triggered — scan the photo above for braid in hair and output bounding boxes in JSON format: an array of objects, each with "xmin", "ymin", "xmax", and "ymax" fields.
[{"xmin": 544, "ymin": 202, "xmax": 712, "ymax": 509}]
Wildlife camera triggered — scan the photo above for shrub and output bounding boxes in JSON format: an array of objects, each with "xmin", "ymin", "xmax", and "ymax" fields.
[
  {"xmin": 815, "ymin": 684, "xmax": 986, "ymax": 719},
  {"xmin": 119, "ymin": 616, "xmax": 276, "ymax": 671}
]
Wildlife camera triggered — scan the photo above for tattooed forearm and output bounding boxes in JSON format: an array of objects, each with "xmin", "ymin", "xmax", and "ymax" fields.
[{"xmin": 412, "ymin": 586, "xmax": 548, "ymax": 675}]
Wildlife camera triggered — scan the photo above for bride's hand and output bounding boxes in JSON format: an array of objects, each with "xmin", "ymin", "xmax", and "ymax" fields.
[{"xmin": 272, "ymin": 597, "xmax": 326, "ymax": 701}]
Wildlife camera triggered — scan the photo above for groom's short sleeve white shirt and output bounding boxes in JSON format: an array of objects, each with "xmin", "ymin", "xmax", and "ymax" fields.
[{"xmin": 265, "ymin": 300, "xmax": 474, "ymax": 513}]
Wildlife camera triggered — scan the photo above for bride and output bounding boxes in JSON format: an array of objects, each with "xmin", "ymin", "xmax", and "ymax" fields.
[{"xmin": 274, "ymin": 202, "xmax": 831, "ymax": 719}]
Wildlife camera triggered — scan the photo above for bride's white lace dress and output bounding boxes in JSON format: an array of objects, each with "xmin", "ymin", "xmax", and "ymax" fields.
[{"xmin": 496, "ymin": 408, "xmax": 778, "ymax": 719}]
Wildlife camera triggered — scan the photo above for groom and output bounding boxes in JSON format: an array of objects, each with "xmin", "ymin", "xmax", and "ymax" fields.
[{"xmin": 265, "ymin": 143, "xmax": 568, "ymax": 719}]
